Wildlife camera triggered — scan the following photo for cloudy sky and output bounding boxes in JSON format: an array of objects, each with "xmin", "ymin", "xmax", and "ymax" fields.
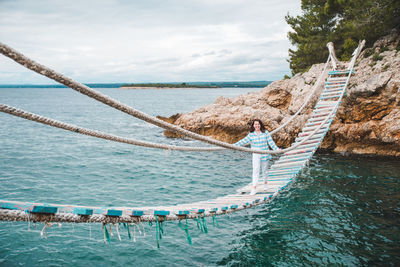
[{"xmin": 0, "ymin": 0, "xmax": 301, "ymax": 84}]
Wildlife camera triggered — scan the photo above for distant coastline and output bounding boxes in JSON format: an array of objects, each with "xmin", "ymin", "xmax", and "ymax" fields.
[
  {"xmin": 120, "ymin": 82, "xmax": 220, "ymax": 89},
  {"xmin": 120, "ymin": 81, "xmax": 272, "ymax": 89},
  {"xmin": 0, "ymin": 81, "xmax": 272, "ymax": 89},
  {"xmin": 121, "ymin": 86, "xmax": 219, "ymax": 90}
]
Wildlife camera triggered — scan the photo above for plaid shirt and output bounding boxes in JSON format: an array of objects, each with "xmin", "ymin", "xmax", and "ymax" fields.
[{"xmin": 235, "ymin": 131, "xmax": 278, "ymax": 161}]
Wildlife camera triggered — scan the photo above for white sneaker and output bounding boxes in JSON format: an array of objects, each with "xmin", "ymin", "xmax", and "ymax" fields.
[
  {"xmin": 263, "ymin": 183, "xmax": 268, "ymax": 190},
  {"xmin": 250, "ymin": 188, "xmax": 257, "ymax": 195}
]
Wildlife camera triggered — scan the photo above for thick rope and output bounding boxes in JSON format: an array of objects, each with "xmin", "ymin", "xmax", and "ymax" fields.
[
  {"xmin": 0, "ymin": 100, "xmax": 340, "ymax": 154},
  {"xmin": 0, "ymin": 205, "xmax": 244, "ymax": 223},
  {"xmin": 326, "ymin": 42, "xmax": 340, "ymax": 70},
  {"xmin": 348, "ymin": 40, "xmax": 366, "ymax": 70},
  {"xmin": 0, "ymin": 42, "xmax": 337, "ymax": 155},
  {"xmin": 270, "ymin": 51, "xmax": 331, "ymax": 135},
  {"xmin": 0, "ymin": 104, "xmax": 224, "ymax": 152}
]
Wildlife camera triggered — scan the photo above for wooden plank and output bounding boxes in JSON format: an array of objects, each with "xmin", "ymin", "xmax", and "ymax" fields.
[
  {"xmin": 303, "ymin": 121, "xmax": 330, "ymax": 129},
  {"xmin": 325, "ymin": 85, "xmax": 344, "ymax": 88},
  {"xmin": 295, "ymin": 133, "xmax": 324, "ymax": 142},
  {"xmin": 325, "ymin": 81, "xmax": 346, "ymax": 84},
  {"xmin": 267, "ymin": 175, "xmax": 296, "ymax": 181},
  {"xmin": 327, "ymin": 77, "xmax": 347, "ymax": 81},
  {"xmin": 304, "ymin": 122, "xmax": 330, "ymax": 129},
  {"xmin": 320, "ymin": 95, "xmax": 341, "ymax": 100},
  {"xmin": 316, "ymin": 101, "xmax": 339, "ymax": 107},
  {"xmin": 73, "ymin": 208, "xmax": 93, "ymax": 216},
  {"xmin": 284, "ymin": 147, "xmax": 315, "ymax": 155},
  {"xmin": 321, "ymin": 91, "xmax": 343, "ymax": 96},
  {"xmin": 0, "ymin": 202, "xmax": 21, "ymax": 210},
  {"xmin": 289, "ymin": 143, "xmax": 319, "ymax": 150},
  {"xmin": 268, "ymin": 168, "xmax": 298, "ymax": 174},
  {"xmin": 308, "ymin": 116, "xmax": 327, "ymax": 122},
  {"xmin": 31, "ymin": 205, "xmax": 58, "ymax": 214},
  {"xmin": 271, "ymin": 173, "xmax": 294, "ymax": 179},
  {"xmin": 131, "ymin": 210, "xmax": 144, "ymax": 216},
  {"xmin": 298, "ymin": 128, "xmax": 327, "ymax": 136},
  {"xmin": 271, "ymin": 160, "xmax": 307, "ymax": 169},
  {"xmin": 310, "ymin": 111, "xmax": 332, "ymax": 117},
  {"xmin": 322, "ymin": 88, "xmax": 344, "ymax": 92},
  {"xmin": 279, "ymin": 151, "xmax": 314, "ymax": 159},
  {"xmin": 274, "ymin": 156, "xmax": 311, "ymax": 165},
  {"xmin": 314, "ymin": 105, "xmax": 336, "ymax": 110},
  {"xmin": 154, "ymin": 210, "xmax": 170, "ymax": 216}
]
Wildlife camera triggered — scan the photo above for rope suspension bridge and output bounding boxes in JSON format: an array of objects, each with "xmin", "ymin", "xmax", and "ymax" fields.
[{"xmin": 0, "ymin": 41, "xmax": 365, "ymax": 244}]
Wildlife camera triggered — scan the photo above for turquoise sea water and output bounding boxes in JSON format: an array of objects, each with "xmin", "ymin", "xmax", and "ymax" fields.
[{"xmin": 0, "ymin": 87, "xmax": 399, "ymax": 266}]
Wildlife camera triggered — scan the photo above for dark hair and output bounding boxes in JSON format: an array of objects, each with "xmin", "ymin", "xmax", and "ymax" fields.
[{"xmin": 250, "ymin": 119, "xmax": 265, "ymax": 133}]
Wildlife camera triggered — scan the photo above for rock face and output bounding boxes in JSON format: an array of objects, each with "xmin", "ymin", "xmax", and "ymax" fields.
[{"xmin": 158, "ymin": 31, "xmax": 400, "ymax": 157}]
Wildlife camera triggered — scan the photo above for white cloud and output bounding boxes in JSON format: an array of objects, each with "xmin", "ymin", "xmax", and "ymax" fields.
[{"xmin": 0, "ymin": 0, "xmax": 301, "ymax": 84}]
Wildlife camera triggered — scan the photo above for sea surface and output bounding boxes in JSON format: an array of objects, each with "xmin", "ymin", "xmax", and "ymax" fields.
[{"xmin": 0, "ymin": 86, "xmax": 399, "ymax": 266}]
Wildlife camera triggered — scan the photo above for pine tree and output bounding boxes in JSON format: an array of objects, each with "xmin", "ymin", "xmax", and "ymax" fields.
[{"xmin": 286, "ymin": 0, "xmax": 400, "ymax": 75}]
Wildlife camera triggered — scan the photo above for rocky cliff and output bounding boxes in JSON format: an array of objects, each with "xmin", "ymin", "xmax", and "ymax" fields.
[{"xmin": 158, "ymin": 31, "xmax": 400, "ymax": 157}]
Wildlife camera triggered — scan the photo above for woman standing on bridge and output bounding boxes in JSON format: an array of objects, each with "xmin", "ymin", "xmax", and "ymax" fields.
[{"xmin": 235, "ymin": 119, "xmax": 279, "ymax": 195}]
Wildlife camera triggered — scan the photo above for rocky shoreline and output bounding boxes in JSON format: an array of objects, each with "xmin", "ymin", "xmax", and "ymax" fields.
[{"xmin": 158, "ymin": 31, "xmax": 400, "ymax": 157}]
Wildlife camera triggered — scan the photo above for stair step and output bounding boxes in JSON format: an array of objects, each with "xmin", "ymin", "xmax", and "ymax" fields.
[
  {"xmin": 284, "ymin": 147, "xmax": 316, "ymax": 156},
  {"xmin": 320, "ymin": 93, "xmax": 342, "ymax": 98},
  {"xmin": 320, "ymin": 95, "xmax": 341, "ymax": 100},
  {"xmin": 308, "ymin": 115, "xmax": 334, "ymax": 122},
  {"xmin": 271, "ymin": 160, "xmax": 307, "ymax": 169},
  {"xmin": 295, "ymin": 135, "xmax": 324, "ymax": 143},
  {"xmin": 305, "ymin": 121, "xmax": 330, "ymax": 128},
  {"xmin": 293, "ymin": 142, "xmax": 320, "ymax": 150},
  {"xmin": 275, "ymin": 156, "xmax": 311, "ymax": 165},
  {"xmin": 325, "ymin": 85, "xmax": 345, "ymax": 89},
  {"xmin": 325, "ymin": 81, "xmax": 346, "ymax": 84},
  {"xmin": 311, "ymin": 111, "xmax": 332, "ymax": 117},
  {"xmin": 268, "ymin": 169, "xmax": 299, "ymax": 175},
  {"xmin": 302, "ymin": 124, "xmax": 330, "ymax": 132},
  {"xmin": 279, "ymin": 152, "xmax": 313, "ymax": 160},
  {"xmin": 323, "ymin": 88, "xmax": 344, "ymax": 93},
  {"xmin": 317, "ymin": 100, "xmax": 339, "ymax": 105},
  {"xmin": 314, "ymin": 106, "xmax": 335, "ymax": 111},
  {"xmin": 327, "ymin": 77, "xmax": 347, "ymax": 81},
  {"xmin": 322, "ymin": 90, "xmax": 344, "ymax": 96},
  {"xmin": 329, "ymin": 70, "xmax": 354, "ymax": 75},
  {"xmin": 298, "ymin": 129, "xmax": 327, "ymax": 137},
  {"xmin": 295, "ymin": 133, "xmax": 324, "ymax": 142}
]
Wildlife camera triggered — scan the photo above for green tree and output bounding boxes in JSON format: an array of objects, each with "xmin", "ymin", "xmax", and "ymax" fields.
[{"xmin": 286, "ymin": 0, "xmax": 400, "ymax": 75}]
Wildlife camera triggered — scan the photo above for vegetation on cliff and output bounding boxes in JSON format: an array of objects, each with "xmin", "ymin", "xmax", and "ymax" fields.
[
  {"xmin": 121, "ymin": 81, "xmax": 272, "ymax": 88},
  {"xmin": 286, "ymin": 0, "xmax": 400, "ymax": 74},
  {"xmin": 121, "ymin": 82, "xmax": 220, "ymax": 88}
]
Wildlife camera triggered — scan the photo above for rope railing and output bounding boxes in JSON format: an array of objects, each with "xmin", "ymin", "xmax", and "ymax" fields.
[
  {"xmin": 0, "ymin": 42, "xmax": 333, "ymax": 155},
  {"xmin": 271, "ymin": 40, "xmax": 364, "ymax": 135},
  {"xmin": 0, "ymin": 104, "xmax": 223, "ymax": 152},
  {"xmin": 326, "ymin": 42, "xmax": 340, "ymax": 70},
  {"xmin": 270, "ymin": 47, "xmax": 331, "ymax": 135},
  {"xmin": 348, "ymin": 40, "xmax": 366, "ymax": 70},
  {"xmin": 0, "ymin": 98, "xmax": 340, "ymax": 155}
]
